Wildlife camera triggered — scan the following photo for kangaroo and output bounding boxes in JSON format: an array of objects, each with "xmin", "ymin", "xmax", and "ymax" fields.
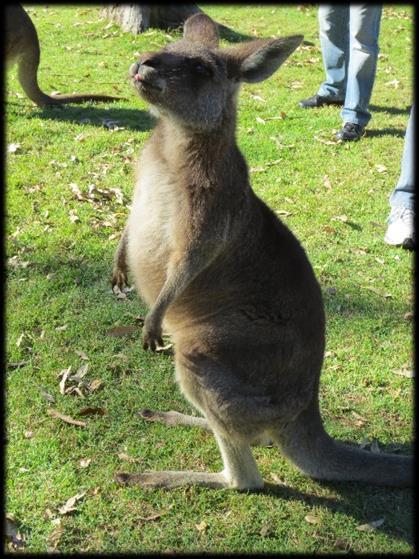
[
  {"xmin": 114, "ymin": 14, "xmax": 413, "ymax": 490},
  {"xmin": 6, "ymin": 4, "xmax": 122, "ymax": 107}
]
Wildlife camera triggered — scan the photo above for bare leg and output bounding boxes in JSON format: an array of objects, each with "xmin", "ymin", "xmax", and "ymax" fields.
[
  {"xmin": 115, "ymin": 430, "xmax": 264, "ymax": 490},
  {"xmin": 112, "ymin": 226, "xmax": 129, "ymax": 289}
]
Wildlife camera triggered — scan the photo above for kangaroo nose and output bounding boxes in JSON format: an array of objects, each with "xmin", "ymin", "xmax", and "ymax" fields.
[
  {"xmin": 129, "ymin": 62, "xmax": 140, "ymax": 77},
  {"xmin": 138, "ymin": 52, "xmax": 160, "ymax": 68}
]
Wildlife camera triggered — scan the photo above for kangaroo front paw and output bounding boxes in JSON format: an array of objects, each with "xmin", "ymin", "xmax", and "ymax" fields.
[{"xmin": 142, "ymin": 316, "xmax": 163, "ymax": 352}]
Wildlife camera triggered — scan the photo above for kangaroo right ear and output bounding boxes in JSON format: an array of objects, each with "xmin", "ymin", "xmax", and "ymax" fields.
[
  {"xmin": 183, "ymin": 13, "xmax": 219, "ymax": 48},
  {"xmin": 223, "ymin": 35, "xmax": 303, "ymax": 83}
]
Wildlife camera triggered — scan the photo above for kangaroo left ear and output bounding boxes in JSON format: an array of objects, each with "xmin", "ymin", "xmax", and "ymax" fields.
[
  {"xmin": 223, "ymin": 35, "xmax": 303, "ymax": 83},
  {"xmin": 183, "ymin": 13, "xmax": 219, "ymax": 48}
]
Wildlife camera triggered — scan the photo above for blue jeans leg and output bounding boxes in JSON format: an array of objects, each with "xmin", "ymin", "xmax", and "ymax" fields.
[
  {"xmin": 340, "ymin": 5, "xmax": 382, "ymax": 127},
  {"xmin": 389, "ymin": 105, "xmax": 415, "ymax": 210},
  {"xmin": 317, "ymin": 5, "xmax": 349, "ymax": 100}
]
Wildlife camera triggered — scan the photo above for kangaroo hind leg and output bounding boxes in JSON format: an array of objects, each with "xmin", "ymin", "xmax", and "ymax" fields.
[
  {"xmin": 138, "ymin": 408, "xmax": 212, "ymax": 431},
  {"xmin": 115, "ymin": 429, "xmax": 264, "ymax": 491}
]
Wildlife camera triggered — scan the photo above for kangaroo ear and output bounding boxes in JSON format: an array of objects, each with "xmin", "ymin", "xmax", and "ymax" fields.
[
  {"xmin": 183, "ymin": 13, "xmax": 219, "ymax": 48},
  {"xmin": 223, "ymin": 35, "xmax": 303, "ymax": 83}
]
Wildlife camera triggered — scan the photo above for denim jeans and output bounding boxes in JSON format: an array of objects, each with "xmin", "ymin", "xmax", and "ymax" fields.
[
  {"xmin": 317, "ymin": 4, "xmax": 382, "ymax": 127},
  {"xmin": 389, "ymin": 105, "xmax": 415, "ymax": 210}
]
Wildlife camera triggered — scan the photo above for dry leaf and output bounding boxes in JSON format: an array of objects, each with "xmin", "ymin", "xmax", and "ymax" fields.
[
  {"xmin": 79, "ymin": 458, "xmax": 91, "ymax": 468},
  {"xmin": 69, "ymin": 209, "xmax": 80, "ymax": 223},
  {"xmin": 290, "ymin": 80, "xmax": 303, "ymax": 89},
  {"xmin": 47, "ymin": 524, "xmax": 64, "ymax": 552},
  {"xmin": 256, "ymin": 116, "xmax": 266, "ymax": 124},
  {"xmin": 251, "ymin": 94, "xmax": 265, "ymax": 102},
  {"xmin": 138, "ymin": 506, "xmax": 173, "ymax": 522},
  {"xmin": 155, "ymin": 344, "xmax": 174, "ymax": 356},
  {"xmin": 323, "ymin": 175, "xmax": 332, "ymax": 189},
  {"xmin": 375, "ymin": 164, "xmax": 387, "ymax": 173},
  {"xmin": 75, "ymin": 350, "xmax": 89, "ymax": 360},
  {"xmin": 24, "ymin": 431, "xmax": 34, "ymax": 439},
  {"xmin": 78, "ymin": 407, "xmax": 107, "ymax": 416},
  {"xmin": 260, "ymin": 524, "xmax": 272, "ymax": 537},
  {"xmin": 16, "ymin": 333, "xmax": 25, "ymax": 347},
  {"xmin": 59, "ymin": 366, "xmax": 72, "ymax": 395},
  {"xmin": 323, "ymin": 225, "xmax": 337, "ymax": 234},
  {"xmin": 315, "ymin": 135, "xmax": 340, "ymax": 145},
  {"xmin": 47, "ymin": 408, "xmax": 86, "ymax": 427},
  {"xmin": 304, "ymin": 514, "xmax": 320, "ymax": 524},
  {"xmin": 403, "ymin": 311, "xmax": 413, "ymax": 321},
  {"xmin": 351, "ymin": 411, "xmax": 367, "ymax": 422},
  {"xmin": 88, "ymin": 379, "xmax": 104, "ymax": 392},
  {"xmin": 393, "ymin": 368, "xmax": 414, "ymax": 378},
  {"xmin": 71, "ymin": 363, "xmax": 89, "ymax": 383},
  {"xmin": 106, "ymin": 325, "xmax": 137, "ymax": 337},
  {"xmin": 8, "ymin": 143, "xmax": 22, "ymax": 154},
  {"xmin": 334, "ymin": 538, "xmax": 350, "ymax": 551},
  {"xmin": 118, "ymin": 452, "xmax": 142, "ymax": 463},
  {"xmin": 276, "ymin": 210, "xmax": 292, "ymax": 217},
  {"xmin": 195, "ymin": 521, "xmax": 208, "ymax": 532},
  {"xmin": 7, "ymin": 360, "xmax": 30, "ymax": 370},
  {"xmin": 58, "ymin": 490, "xmax": 87, "ymax": 515},
  {"xmin": 69, "ymin": 182, "xmax": 85, "ymax": 201},
  {"xmin": 356, "ymin": 518, "xmax": 385, "ymax": 531},
  {"xmin": 250, "ymin": 166, "xmax": 266, "ymax": 173},
  {"xmin": 333, "ymin": 214, "xmax": 348, "ymax": 223}
]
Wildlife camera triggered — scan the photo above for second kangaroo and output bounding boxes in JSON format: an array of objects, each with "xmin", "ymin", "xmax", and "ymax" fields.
[{"xmin": 113, "ymin": 14, "xmax": 412, "ymax": 490}]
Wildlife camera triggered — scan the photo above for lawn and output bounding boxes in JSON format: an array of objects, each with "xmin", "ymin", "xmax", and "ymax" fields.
[{"xmin": 5, "ymin": 4, "xmax": 414, "ymax": 554}]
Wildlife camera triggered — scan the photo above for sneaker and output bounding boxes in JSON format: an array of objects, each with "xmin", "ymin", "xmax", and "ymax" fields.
[
  {"xmin": 299, "ymin": 94, "xmax": 344, "ymax": 109},
  {"xmin": 384, "ymin": 207, "xmax": 415, "ymax": 249},
  {"xmin": 335, "ymin": 122, "xmax": 365, "ymax": 141}
]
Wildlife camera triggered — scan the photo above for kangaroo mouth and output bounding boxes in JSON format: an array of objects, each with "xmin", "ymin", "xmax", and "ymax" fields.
[
  {"xmin": 132, "ymin": 71, "xmax": 163, "ymax": 93},
  {"xmin": 134, "ymin": 76, "xmax": 162, "ymax": 91}
]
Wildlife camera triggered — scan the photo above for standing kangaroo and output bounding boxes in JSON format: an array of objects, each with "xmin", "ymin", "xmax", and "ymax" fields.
[
  {"xmin": 6, "ymin": 4, "xmax": 121, "ymax": 107},
  {"xmin": 114, "ymin": 14, "xmax": 412, "ymax": 490}
]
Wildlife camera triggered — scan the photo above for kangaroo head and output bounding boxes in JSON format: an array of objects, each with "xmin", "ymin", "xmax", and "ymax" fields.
[{"xmin": 130, "ymin": 14, "xmax": 303, "ymax": 131}]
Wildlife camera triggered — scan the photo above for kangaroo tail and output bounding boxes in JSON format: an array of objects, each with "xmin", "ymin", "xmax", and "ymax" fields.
[{"xmin": 271, "ymin": 398, "xmax": 413, "ymax": 488}]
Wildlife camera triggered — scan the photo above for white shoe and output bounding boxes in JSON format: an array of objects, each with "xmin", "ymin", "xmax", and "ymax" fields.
[{"xmin": 384, "ymin": 207, "xmax": 415, "ymax": 248}]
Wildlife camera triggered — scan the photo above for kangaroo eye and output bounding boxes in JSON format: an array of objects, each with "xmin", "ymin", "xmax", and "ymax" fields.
[{"xmin": 193, "ymin": 62, "xmax": 211, "ymax": 76}]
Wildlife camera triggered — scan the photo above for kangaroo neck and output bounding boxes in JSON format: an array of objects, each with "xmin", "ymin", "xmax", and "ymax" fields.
[{"xmin": 156, "ymin": 115, "xmax": 244, "ymax": 190}]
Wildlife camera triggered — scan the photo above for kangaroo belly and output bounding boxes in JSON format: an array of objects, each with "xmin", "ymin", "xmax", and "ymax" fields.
[{"xmin": 127, "ymin": 160, "xmax": 186, "ymax": 307}]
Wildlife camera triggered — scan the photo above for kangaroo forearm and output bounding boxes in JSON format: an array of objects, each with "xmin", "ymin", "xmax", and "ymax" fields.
[{"xmin": 149, "ymin": 246, "xmax": 217, "ymax": 324}]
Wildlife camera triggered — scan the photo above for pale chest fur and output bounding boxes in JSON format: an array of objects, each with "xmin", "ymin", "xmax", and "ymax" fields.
[{"xmin": 127, "ymin": 147, "xmax": 187, "ymax": 307}]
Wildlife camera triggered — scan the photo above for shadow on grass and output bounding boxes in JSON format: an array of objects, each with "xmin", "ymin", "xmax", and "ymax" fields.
[
  {"xmin": 28, "ymin": 105, "xmax": 155, "ymax": 132},
  {"xmin": 366, "ymin": 127, "xmax": 406, "ymax": 139},
  {"xmin": 369, "ymin": 104, "xmax": 411, "ymax": 116},
  {"xmin": 322, "ymin": 285, "xmax": 411, "ymax": 324},
  {"xmin": 218, "ymin": 24, "xmax": 253, "ymax": 43},
  {"xmin": 262, "ymin": 448, "xmax": 413, "ymax": 546}
]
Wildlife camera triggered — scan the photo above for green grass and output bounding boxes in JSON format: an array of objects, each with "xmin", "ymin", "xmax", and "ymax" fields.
[{"xmin": 6, "ymin": 4, "xmax": 413, "ymax": 554}]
